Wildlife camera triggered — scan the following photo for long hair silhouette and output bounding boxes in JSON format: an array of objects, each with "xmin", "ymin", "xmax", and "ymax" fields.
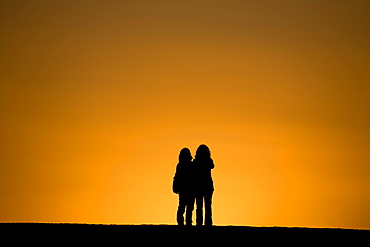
[
  {"xmin": 179, "ymin": 147, "xmax": 192, "ymax": 163},
  {"xmin": 195, "ymin": 144, "xmax": 211, "ymax": 159}
]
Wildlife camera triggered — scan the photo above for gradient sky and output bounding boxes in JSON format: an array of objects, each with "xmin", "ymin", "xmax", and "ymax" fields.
[{"xmin": 1, "ymin": 0, "xmax": 370, "ymax": 229}]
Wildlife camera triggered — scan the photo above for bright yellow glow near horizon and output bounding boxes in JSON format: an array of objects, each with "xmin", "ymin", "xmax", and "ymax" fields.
[{"xmin": 1, "ymin": 1, "xmax": 369, "ymax": 229}]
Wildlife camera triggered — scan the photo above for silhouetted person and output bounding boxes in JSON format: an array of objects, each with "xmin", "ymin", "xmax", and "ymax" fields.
[
  {"xmin": 193, "ymin": 144, "xmax": 214, "ymax": 226},
  {"xmin": 172, "ymin": 148, "xmax": 195, "ymax": 226}
]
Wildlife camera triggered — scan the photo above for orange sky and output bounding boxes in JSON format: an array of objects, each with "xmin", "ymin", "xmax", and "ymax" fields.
[{"xmin": 1, "ymin": 1, "xmax": 370, "ymax": 229}]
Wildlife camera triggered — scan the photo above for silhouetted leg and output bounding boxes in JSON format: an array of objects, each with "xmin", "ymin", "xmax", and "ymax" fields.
[
  {"xmin": 185, "ymin": 194, "xmax": 195, "ymax": 226},
  {"xmin": 177, "ymin": 193, "xmax": 186, "ymax": 225},
  {"xmin": 195, "ymin": 194, "xmax": 204, "ymax": 226},
  {"xmin": 204, "ymin": 191, "xmax": 213, "ymax": 226}
]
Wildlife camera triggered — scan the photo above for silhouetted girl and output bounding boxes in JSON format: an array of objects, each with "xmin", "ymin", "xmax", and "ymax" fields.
[
  {"xmin": 173, "ymin": 148, "xmax": 195, "ymax": 226},
  {"xmin": 193, "ymin": 144, "xmax": 214, "ymax": 226}
]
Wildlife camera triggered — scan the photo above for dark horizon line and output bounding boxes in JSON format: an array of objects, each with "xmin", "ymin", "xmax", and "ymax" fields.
[{"xmin": 1, "ymin": 221, "xmax": 368, "ymax": 231}]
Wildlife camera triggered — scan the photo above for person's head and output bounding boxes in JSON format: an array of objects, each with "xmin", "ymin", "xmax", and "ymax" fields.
[
  {"xmin": 179, "ymin": 147, "xmax": 192, "ymax": 163},
  {"xmin": 195, "ymin": 144, "xmax": 211, "ymax": 159}
]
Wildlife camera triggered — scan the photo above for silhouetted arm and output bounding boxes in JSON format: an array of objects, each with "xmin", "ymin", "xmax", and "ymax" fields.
[
  {"xmin": 174, "ymin": 163, "xmax": 184, "ymax": 178},
  {"xmin": 172, "ymin": 164, "xmax": 180, "ymax": 193},
  {"xmin": 209, "ymin": 159, "xmax": 215, "ymax": 169}
]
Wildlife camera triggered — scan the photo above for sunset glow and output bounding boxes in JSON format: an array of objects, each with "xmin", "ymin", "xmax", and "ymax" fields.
[{"xmin": 1, "ymin": 1, "xmax": 369, "ymax": 229}]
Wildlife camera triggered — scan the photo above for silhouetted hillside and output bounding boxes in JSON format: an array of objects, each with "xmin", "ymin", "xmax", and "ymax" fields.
[{"xmin": 2, "ymin": 223, "xmax": 368, "ymax": 245}]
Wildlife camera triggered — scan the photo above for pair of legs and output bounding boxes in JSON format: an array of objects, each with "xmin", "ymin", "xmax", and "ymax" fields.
[
  {"xmin": 196, "ymin": 191, "xmax": 213, "ymax": 226},
  {"xmin": 177, "ymin": 192, "xmax": 195, "ymax": 226}
]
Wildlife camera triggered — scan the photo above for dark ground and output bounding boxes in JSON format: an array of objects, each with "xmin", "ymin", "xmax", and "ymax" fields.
[{"xmin": 2, "ymin": 223, "xmax": 368, "ymax": 245}]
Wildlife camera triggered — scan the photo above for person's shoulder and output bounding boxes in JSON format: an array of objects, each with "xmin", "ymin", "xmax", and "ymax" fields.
[
  {"xmin": 209, "ymin": 158, "xmax": 215, "ymax": 168},
  {"xmin": 205, "ymin": 158, "xmax": 213, "ymax": 163}
]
